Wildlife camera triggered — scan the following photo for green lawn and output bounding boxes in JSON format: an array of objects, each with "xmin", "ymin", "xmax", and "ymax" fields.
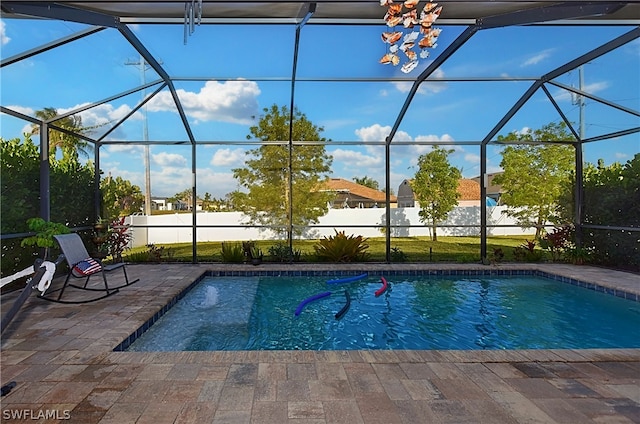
[{"xmin": 124, "ymin": 235, "xmax": 544, "ymax": 263}]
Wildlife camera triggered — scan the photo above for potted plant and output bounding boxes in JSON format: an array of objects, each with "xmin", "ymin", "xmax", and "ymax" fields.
[
  {"xmin": 20, "ymin": 217, "xmax": 70, "ymax": 259},
  {"xmin": 93, "ymin": 217, "xmax": 110, "ymax": 232},
  {"xmin": 250, "ymin": 245, "xmax": 263, "ymax": 265}
]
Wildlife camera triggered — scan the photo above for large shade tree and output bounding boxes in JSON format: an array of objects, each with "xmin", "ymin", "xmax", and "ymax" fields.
[
  {"xmin": 231, "ymin": 104, "xmax": 333, "ymax": 239},
  {"xmin": 493, "ymin": 122, "xmax": 574, "ymax": 239},
  {"xmin": 412, "ymin": 146, "xmax": 461, "ymax": 241}
]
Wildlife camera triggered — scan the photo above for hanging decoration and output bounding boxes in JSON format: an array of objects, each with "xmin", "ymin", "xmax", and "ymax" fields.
[
  {"xmin": 379, "ymin": 0, "xmax": 443, "ymax": 73},
  {"xmin": 184, "ymin": 0, "xmax": 203, "ymax": 45}
]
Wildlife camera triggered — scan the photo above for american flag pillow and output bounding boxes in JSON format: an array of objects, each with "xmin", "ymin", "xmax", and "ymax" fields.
[{"xmin": 72, "ymin": 257, "xmax": 102, "ymax": 276}]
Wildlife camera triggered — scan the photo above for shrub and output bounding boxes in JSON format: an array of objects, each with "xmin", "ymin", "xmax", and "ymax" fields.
[
  {"xmin": 221, "ymin": 242, "xmax": 245, "ymax": 263},
  {"xmin": 267, "ymin": 241, "xmax": 301, "ymax": 262},
  {"xmin": 513, "ymin": 239, "xmax": 543, "ymax": 262},
  {"xmin": 123, "ymin": 244, "xmax": 174, "ymax": 263},
  {"xmin": 20, "ymin": 218, "xmax": 70, "ymax": 259},
  {"xmin": 390, "ymin": 246, "xmax": 408, "ymax": 262},
  {"xmin": 490, "ymin": 247, "xmax": 504, "ymax": 264},
  {"xmin": 313, "ymin": 230, "xmax": 370, "ymax": 262},
  {"xmin": 539, "ymin": 225, "xmax": 572, "ymax": 262},
  {"xmin": 106, "ymin": 217, "xmax": 132, "ymax": 262}
]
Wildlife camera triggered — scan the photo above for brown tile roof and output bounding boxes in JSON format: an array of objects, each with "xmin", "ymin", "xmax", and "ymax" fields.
[
  {"xmin": 319, "ymin": 178, "xmax": 397, "ymax": 202},
  {"xmin": 403, "ymin": 178, "xmax": 481, "ymax": 201},
  {"xmin": 457, "ymin": 179, "xmax": 480, "ymax": 200}
]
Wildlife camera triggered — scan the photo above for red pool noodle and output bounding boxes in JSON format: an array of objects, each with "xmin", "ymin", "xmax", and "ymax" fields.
[{"xmin": 375, "ymin": 276, "xmax": 388, "ymax": 297}]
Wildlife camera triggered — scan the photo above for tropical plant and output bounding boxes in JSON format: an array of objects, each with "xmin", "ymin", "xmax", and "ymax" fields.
[
  {"xmin": 145, "ymin": 244, "xmax": 174, "ymax": 262},
  {"xmin": 493, "ymin": 122, "xmax": 574, "ymax": 239},
  {"xmin": 106, "ymin": 217, "xmax": 133, "ymax": 262},
  {"xmin": 411, "ymin": 146, "xmax": 461, "ymax": 241},
  {"xmin": 221, "ymin": 242, "xmax": 245, "ymax": 263},
  {"xmin": 353, "ymin": 176, "xmax": 380, "ymax": 190},
  {"xmin": 250, "ymin": 245, "xmax": 263, "ymax": 260},
  {"xmin": 564, "ymin": 246, "xmax": 591, "ymax": 265},
  {"xmin": 313, "ymin": 230, "xmax": 370, "ymax": 262},
  {"xmin": 30, "ymin": 107, "xmax": 95, "ymax": 163},
  {"xmin": 230, "ymin": 104, "xmax": 334, "ymax": 240},
  {"xmin": 539, "ymin": 225, "xmax": 573, "ymax": 262},
  {"xmin": 20, "ymin": 218, "xmax": 70, "ymax": 259},
  {"xmin": 512, "ymin": 239, "xmax": 543, "ymax": 262}
]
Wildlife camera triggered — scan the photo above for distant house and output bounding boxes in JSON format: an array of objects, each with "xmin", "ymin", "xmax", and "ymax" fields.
[
  {"xmin": 148, "ymin": 197, "xmax": 178, "ymax": 211},
  {"xmin": 397, "ymin": 178, "xmax": 488, "ymax": 207},
  {"xmin": 318, "ymin": 178, "xmax": 397, "ymax": 209},
  {"xmin": 471, "ymin": 172, "xmax": 504, "ymax": 205}
]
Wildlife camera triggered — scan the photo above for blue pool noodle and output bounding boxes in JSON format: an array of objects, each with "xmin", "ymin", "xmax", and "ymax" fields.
[
  {"xmin": 326, "ymin": 273, "xmax": 368, "ymax": 284},
  {"xmin": 294, "ymin": 291, "xmax": 331, "ymax": 316}
]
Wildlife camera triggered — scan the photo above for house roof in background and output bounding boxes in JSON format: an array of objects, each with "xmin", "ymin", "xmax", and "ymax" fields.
[
  {"xmin": 322, "ymin": 178, "xmax": 397, "ymax": 202},
  {"xmin": 458, "ymin": 178, "xmax": 480, "ymax": 200}
]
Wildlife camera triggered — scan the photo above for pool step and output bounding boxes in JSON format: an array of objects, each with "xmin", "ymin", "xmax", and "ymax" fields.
[{"xmin": 206, "ymin": 278, "xmax": 259, "ymax": 326}]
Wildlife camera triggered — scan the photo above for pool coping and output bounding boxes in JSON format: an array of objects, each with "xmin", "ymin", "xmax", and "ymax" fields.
[{"xmin": 113, "ymin": 264, "xmax": 640, "ymax": 352}]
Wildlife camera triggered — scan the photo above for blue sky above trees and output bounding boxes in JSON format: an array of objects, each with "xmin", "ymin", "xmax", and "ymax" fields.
[{"xmin": 1, "ymin": 18, "xmax": 638, "ymax": 198}]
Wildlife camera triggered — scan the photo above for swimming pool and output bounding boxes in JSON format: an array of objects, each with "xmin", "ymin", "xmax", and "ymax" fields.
[{"xmin": 123, "ymin": 272, "xmax": 640, "ymax": 351}]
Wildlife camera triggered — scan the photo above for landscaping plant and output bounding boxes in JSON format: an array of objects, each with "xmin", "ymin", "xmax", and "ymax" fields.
[
  {"xmin": 313, "ymin": 230, "xmax": 370, "ymax": 262},
  {"xmin": 221, "ymin": 242, "xmax": 245, "ymax": 263}
]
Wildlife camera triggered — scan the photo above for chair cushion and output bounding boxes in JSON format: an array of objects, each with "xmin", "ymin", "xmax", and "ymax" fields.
[{"xmin": 72, "ymin": 257, "xmax": 102, "ymax": 277}]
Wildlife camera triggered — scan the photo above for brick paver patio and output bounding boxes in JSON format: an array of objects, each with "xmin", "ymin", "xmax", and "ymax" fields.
[{"xmin": 1, "ymin": 263, "xmax": 638, "ymax": 423}]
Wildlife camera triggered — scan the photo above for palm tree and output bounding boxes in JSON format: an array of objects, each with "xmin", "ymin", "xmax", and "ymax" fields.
[{"xmin": 30, "ymin": 107, "xmax": 93, "ymax": 162}]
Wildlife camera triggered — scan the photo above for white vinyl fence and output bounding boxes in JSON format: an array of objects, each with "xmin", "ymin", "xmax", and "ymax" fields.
[{"xmin": 126, "ymin": 206, "xmax": 535, "ymax": 248}]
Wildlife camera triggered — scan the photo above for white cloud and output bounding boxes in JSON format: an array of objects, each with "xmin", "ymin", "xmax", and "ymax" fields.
[
  {"xmin": 355, "ymin": 124, "xmax": 411, "ymax": 142},
  {"xmin": 392, "ymin": 67, "xmax": 446, "ymax": 94},
  {"xmin": 331, "ymin": 148, "xmax": 383, "ymax": 168},
  {"xmin": 464, "ymin": 153, "xmax": 480, "ymax": 163},
  {"xmin": 211, "ymin": 148, "xmax": 245, "ymax": 167},
  {"xmin": 414, "ymin": 133, "xmax": 454, "ymax": 142},
  {"xmin": 615, "ymin": 152, "xmax": 629, "ymax": 159},
  {"xmin": 1, "ymin": 21, "xmax": 10, "ymax": 45},
  {"xmin": 554, "ymin": 81, "xmax": 610, "ymax": 102},
  {"xmin": 6, "ymin": 105, "xmax": 34, "ymax": 116},
  {"xmin": 56, "ymin": 102, "xmax": 140, "ymax": 140},
  {"xmin": 195, "ymin": 169, "xmax": 238, "ymax": 198},
  {"xmin": 153, "ymin": 152, "xmax": 187, "ymax": 167},
  {"xmin": 148, "ymin": 79, "xmax": 261, "ymax": 124},
  {"xmin": 106, "ymin": 144, "xmax": 143, "ymax": 154},
  {"xmin": 521, "ymin": 49, "xmax": 554, "ymax": 67},
  {"xmin": 150, "ymin": 167, "xmax": 192, "ymax": 196}
]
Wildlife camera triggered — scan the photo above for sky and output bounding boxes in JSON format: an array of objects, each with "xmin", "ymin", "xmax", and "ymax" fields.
[{"xmin": 1, "ymin": 14, "xmax": 639, "ymax": 199}]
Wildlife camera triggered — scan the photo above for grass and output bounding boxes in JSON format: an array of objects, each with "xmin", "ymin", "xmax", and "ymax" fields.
[{"xmin": 123, "ymin": 235, "xmax": 545, "ymax": 263}]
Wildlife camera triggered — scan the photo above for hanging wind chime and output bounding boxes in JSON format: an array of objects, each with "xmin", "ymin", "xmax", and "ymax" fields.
[{"xmin": 379, "ymin": 0, "xmax": 443, "ymax": 73}]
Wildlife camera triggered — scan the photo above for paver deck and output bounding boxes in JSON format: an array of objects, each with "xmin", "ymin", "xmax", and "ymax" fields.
[{"xmin": 1, "ymin": 263, "xmax": 638, "ymax": 423}]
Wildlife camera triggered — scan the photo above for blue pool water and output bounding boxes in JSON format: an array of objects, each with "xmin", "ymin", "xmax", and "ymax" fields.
[{"xmin": 125, "ymin": 275, "xmax": 640, "ymax": 351}]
